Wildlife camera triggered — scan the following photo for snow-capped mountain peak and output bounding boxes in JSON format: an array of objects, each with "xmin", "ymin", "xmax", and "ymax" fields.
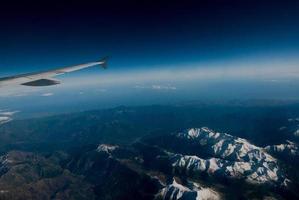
[
  {"xmin": 171, "ymin": 128, "xmax": 289, "ymax": 186},
  {"xmin": 158, "ymin": 178, "xmax": 221, "ymax": 200},
  {"xmin": 265, "ymin": 140, "xmax": 299, "ymax": 156},
  {"xmin": 97, "ymin": 144, "xmax": 119, "ymax": 154}
]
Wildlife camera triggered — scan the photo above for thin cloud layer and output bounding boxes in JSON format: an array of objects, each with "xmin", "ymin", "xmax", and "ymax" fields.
[
  {"xmin": 41, "ymin": 93, "xmax": 54, "ymax": 97},
  {"xmin": 0, "ymin": 111, "xmax": 19, "ymax": 116},
  {"xmin": 0, "ymin": 116, "xmax": 11, "ymax": 125},
  {"xmin": 0, "ymin": 85, "xmax": 41, "ymax": 97},
  {"xmin": 135, "ymin": 85, "xmax": 176, "ymax": 90},
  {"xmin": 0, "ymin": 110, "xmax": 19, "ymax": 125},
  {"xmin": 62, "ymin": 57, "xmax": 299, "ymax": 88},
  {"xmin": 1, "ymin": 56, "xmax": 299, "ymax": 97}
]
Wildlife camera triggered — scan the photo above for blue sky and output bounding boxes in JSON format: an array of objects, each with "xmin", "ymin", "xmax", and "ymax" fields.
[
  {"xmin": 1, "ymin": 0, "xmax": 299, "ymax": 74},
  {"xmin": 1, "ymin": 0, "xmax": 299, "ymax": 117}
]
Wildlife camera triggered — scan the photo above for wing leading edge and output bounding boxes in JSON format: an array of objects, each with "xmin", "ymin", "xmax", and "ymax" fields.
[{"xmin": 0, "ymin": 57, "xmax": 108, "ymax": 87}]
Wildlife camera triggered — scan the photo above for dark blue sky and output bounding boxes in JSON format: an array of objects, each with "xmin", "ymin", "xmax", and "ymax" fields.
[
  {"xmin": 1, "ymin": 0, "xmax": 299, "ymax": 115},
  {"xmin": 1, "ymin": 0, "xmax": 299, "ymax": 74}
]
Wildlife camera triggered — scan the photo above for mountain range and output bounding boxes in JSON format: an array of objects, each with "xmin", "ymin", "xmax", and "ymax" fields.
[{"xmin": 0, "ymin": 104, "xmax": 298, "ymax": 199}]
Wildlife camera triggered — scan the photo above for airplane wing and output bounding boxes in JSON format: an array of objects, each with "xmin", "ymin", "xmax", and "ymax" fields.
[{"xmin": 0, "ymin": 57, "xmax": 108, "ymax": 87}]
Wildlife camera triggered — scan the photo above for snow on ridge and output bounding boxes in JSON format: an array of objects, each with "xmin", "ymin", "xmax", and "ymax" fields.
[
  {"xmin": 97, "ymin": 144, "xmax": 119, "ymax": 154},
  {"xmin": 288, "ymin": 118, "xmax": 299, "ymax": 122},
  {"xmin": 171, "ymin": 128, "xmax": 289, "ymax": 186},
  {"xmin": 265, "ymin": 140, "xmax": 299, "ymax": 156},
  {"xmin": 285, "ymin": 117, "xmax": 299, "ymax": 137},
  {"xmin": 170, "ymin": 152, "xmax": 286, "ymax": 185},
  {"xmin": 158, "ymin": 178, "xmax": 220, "ymax": 200},
  {"xmin": 177, "ymin": 128, "xmax": 276, "ymax": 163}
]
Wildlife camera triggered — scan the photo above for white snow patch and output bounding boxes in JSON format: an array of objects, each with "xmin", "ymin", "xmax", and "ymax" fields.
[{"xmin": 97, "ymin": 144, "xmax": 119, "ymax": 154}]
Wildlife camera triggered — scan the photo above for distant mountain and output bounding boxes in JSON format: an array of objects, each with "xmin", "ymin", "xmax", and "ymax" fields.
[{"xmin": 1, "ymin": 103, "xmax": 299, "ymax": 153}]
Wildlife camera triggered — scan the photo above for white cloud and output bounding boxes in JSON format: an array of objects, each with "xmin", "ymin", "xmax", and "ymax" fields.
[
  {"xmin": 0, "ymin": 116, "xmax": 11, "ymax": 125},
  {"xmin": 0, "ymin": 85, "xmax": 41, "ymax": 97},
  {"xmin": 95, "ymin": 89, "xmax": 107, "ymax": 93},
  {"xmin": 0, "ymin": 110, "xmax": 19, "ymax": 125},
  {"xmin": 61, "ymin": 57, "xmax": 299, "ymax": 88},
  {"xmin": 135, "ymin": 84, "xmax": 176, "ymax": 90},
  {"xmin": 152, "ymin": 85, "xmax": 176, "ymax": 90},
  {"xmin": 262, "ymin": 79, "xmax": 292, "ymax": 83},
  {"xmin": 41, "ymin": 93, "xmax": 54, "ymax": 97},
  {"xmin": 0, "ymin": 111, "xmax": 19, "ymax": 116}
]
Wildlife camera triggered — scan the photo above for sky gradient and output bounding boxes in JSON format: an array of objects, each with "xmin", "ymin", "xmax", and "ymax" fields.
[
  {"xmin": 1, "ymin": 0, "xmax": 299, "ymax": 117},
  {"xmin": 1, "ymin": 0, "xmax": 299, "ymax": 74}
]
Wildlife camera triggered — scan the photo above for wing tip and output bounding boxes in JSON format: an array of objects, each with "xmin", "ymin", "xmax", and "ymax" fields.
[{"xmin": 99, "ymin": 56, "xmax": 109, "ymax": 69}]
